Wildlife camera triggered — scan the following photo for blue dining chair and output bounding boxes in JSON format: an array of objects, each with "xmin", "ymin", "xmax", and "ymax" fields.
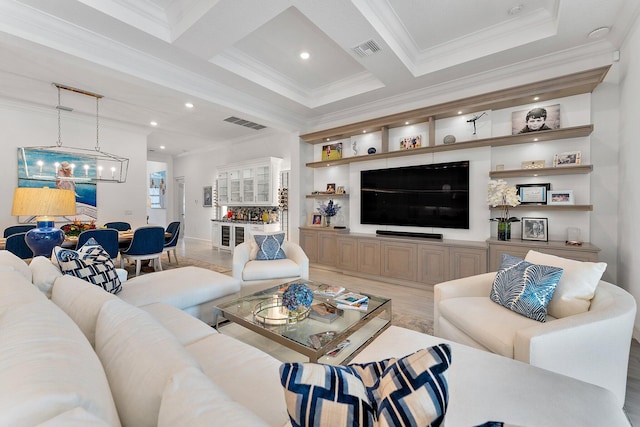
[
  {"xmin": 103, "ymin": 221, "xmax": 131, "ymax": 231},
  {"xmin": 120, "ymin": 226, "xmax": 165, "ymax": 276},
  {"xmin": 163, "ymin": 221, "xmax": 181, "ymax": 264},
  {"xmin": 76, "ymin": 228, "xmax": 120, "ymax": 259},
  {"xmin": 3, "ymin": 224, "xmax": 36, "ymax": 238},
  {"xmin": 5, "ymin": 232, "xmax": 34, "ymax": 260}
]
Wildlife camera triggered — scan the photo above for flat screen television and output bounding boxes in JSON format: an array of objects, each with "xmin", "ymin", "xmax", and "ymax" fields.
[{"xmin": 360, "ymin": 160, "xmax": 469, "ymax": 229}]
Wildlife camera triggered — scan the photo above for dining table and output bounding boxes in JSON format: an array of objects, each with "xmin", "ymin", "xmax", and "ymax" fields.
[{"xmin": 0, "ymin": 230, "xmax": 168, "ymax": 251}]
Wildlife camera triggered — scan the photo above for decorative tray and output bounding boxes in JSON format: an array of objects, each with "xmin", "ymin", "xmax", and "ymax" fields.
[{"xmin": 253, "ymin": 297, "xmax": 310, "ymax": 325}]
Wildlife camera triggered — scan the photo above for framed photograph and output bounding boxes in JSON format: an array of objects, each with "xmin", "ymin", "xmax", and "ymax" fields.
[
  {"xmin": 521, "ymin": 217, "xmax": 549, "ymax": 242},
  {"xmin": 309, "ymin": 213, "xmax": 323, "ymax": 227},
  {"xmin": 202, "ymin": 186, "xmax": 213, "ymax": 207},
  {"xmin": 521, "ymin": 160, "xmax": 545, "ymax": 169},
  {"xmin": 548, "ymin": 190, "xmax": 575, "ymax": 205},
  {"xmin": 321, "ymin": 143, "xmax": 343, "ymax": 161},
  {"xmin": 400, "ymin": 135, "xmax": 422, "ymax": 150},
  {"xmin": 516, "ymin": 183, "xmax": 551, "ymax": 205},
  {"xmin": 326, "ymin": 183, "xmax": 336, "ymax": 193},
  {"xmin": 511, "ymin": 104, "xmax": 560, "ymax": 135},
  {"xmin": 553, "ymin": 151, "xmax": 581, "ymax": 167},
  {"xmin": 336, "ymin": 185, "xmax": 345, "ymax": 195}
]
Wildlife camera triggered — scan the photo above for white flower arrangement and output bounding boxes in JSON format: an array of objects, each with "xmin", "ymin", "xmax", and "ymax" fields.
[{"xmin": 487, "ymin": 179, "xmax": 521, "ymax": 222}]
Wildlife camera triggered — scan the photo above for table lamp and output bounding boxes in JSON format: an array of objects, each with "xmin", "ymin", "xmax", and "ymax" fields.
[{"xmin": 11, "ymin": 187, "xmax": 77, "ymax": 257}]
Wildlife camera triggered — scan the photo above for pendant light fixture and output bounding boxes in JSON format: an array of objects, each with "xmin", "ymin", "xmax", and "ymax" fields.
[{"xmin": 18, "ymin": 83, "xmax": 129, "ymax": 183}]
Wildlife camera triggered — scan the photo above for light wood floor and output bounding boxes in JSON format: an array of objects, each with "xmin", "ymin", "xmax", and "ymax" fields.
[{"xmin": 176, "ymin": 238, "xmax": 640, "ymax": 425}]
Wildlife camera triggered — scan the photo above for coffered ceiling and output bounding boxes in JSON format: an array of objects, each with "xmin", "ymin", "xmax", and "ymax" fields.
[{"xmin": 0, "ymin": 0, "xmax": 637, "ymax": 155}]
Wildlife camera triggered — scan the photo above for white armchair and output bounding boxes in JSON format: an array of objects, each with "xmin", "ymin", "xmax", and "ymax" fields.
[
  {"xmin": 232, "ymin": 241, "xmax": 309, "ymax": 285},
  {"xmin": 434, "ymin": 271, "xmax": 636, "ymax": 407}
]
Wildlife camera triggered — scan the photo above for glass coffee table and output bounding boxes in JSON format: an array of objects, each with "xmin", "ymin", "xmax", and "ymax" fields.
[{"xmin": 215, "ymin": 279, "xmax": 391, "ymax": 365}]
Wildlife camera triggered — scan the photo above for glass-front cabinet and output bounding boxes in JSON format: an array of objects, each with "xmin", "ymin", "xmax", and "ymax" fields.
[{"xmin": 215, "ymin": 157, "xmax": 282, "ymax": 206}]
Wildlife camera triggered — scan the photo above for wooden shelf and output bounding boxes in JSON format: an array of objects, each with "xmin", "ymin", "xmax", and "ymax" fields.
[
  {"xmin": 491, "ymin": 204, "xmax": 593, "ymax": 211},
  {"xmin": 489, "ymin": 165, "xmax": 593, "ymax": 178},
  {"xmin": 306, "ymin": 125, "xmax": 593, "ymax": 168},
  {"xmin": 306, "ymin": 194, "xmax": 350, "ymax": 199},
  {"xmin": 300, "ymin": 66, "xmax": 610, "ymax": 144}
]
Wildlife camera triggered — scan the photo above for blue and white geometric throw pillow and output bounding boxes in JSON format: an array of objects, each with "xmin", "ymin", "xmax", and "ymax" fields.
[
  {"xmin": 279, "ymin": 344, "xmax": 451, "ymax": 427},
  {"xmin": 254, "ymin": 233, "xmax": 286, "ymax": 261},
  {"xmin": 490, "ymin": 254, "xmax": 563, "ymax": 322},
  {"xmin": 53, "ymin": 238, "xmax": 122, "ymax": 294}
]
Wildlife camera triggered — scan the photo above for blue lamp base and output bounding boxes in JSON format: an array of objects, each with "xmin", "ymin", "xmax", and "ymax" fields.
[{"xmin": 24, "ymin": 219, "xmax": 65, "ymax": 257}]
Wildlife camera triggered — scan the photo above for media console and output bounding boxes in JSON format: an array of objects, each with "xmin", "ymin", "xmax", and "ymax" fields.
[{"xmin": 376, "ymin": 230, "xmax": 443, "ymax": 240}]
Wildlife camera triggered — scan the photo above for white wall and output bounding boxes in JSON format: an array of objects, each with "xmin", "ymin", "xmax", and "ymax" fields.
[
  {"xmin": 0, "ymin": 100, "xmax": 150, "ymax": 232},
  {"xmin": 618, "ymin": 12, "xmax": 640, "ymax": 339},
  {"xmin": 172, "ymin": 130, "xmax": 299, "ymax": 242}
]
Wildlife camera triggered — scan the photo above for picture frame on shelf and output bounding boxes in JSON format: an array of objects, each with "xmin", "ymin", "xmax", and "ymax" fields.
[
  {"xmin": 400, "ymin": 135, "xmax": 422, "ymax": 150},
  {"xmin": 495, "ymin": 164, "xmax": 505, "ymax": 171},
  {"xmin": 521, "ymin": 160, "xmax": 545, "ymax": 169},
  {"xmin": 310, "ymin": 213, "xmax": 323, "ymax": 227},
  {"xmin": 336, "ymin": 186, "xmax": 345, "ymax": 195},
  {"xmin": 203, "ymin": 186, "xmax": 213, "ymax": 207},
  {"xmin": 511, "ymin": 104, "xmax": 560, "ymax": 135},
  {"xmin": 522, "ymin": 217, "xmax": 549, "ymax": 242},
  {"xmin": 326, "ymin": 183, "xmax": 336, "ymax": 193},
  {"xmin": 553, "ymin": 151, "xmax": 581, "ymax": 167},
  {"xmin": 516, "ymin": 183, "xmax": 551, "ymax": 205},
  {"xmin": 321, "ymin": 143, "xmax": 343, "ymax": 161},
  {"xmin": 548, "ymin": 190, "xmax": 575, "ymax": 205}
]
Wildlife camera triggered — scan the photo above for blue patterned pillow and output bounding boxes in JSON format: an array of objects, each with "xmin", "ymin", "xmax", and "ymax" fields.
[
  {"xmin": 279, "ymin": 344, "xmax": 451, "ymax": 427},
  {"xmin": 254, "ymin": 233, "xmax": 286, "ymax": 261},
  {"xmin": 53, "ymin": 238, "xmax": 122, "ymax": 294},
  {"xmin": 490, "ymin": 254, "xmax": 563, "ymax": 322}
]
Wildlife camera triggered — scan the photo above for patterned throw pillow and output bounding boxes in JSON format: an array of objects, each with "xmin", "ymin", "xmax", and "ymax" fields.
[
  {"xmin": 254, "ymin": 233, "xmax": 286, "ymax": 261},
  {"xmin": 490, "ymin": 254, "xmax": 563, "ymax": 322},
  {"xmin": 53, "ymin": 238, "xmax": 122, "ymax": 294},
  {"xmin": 279, "ymin": 344, "xmax": 451, "ymax": 427}
]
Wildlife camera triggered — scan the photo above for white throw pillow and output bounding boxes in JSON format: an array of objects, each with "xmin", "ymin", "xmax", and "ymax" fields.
[
  {"xmin": 94, "ymin": 299, "xmax": 200, "ymax": 427},
  {"xmin": 0, "ymin": 250, "xmax": 32, "ymax": 282},
  {"xmin": 524, "ymin": 250, "xmax": 607, "ymax": 318},
  {"xmin": 158, "ymin": 367, "xmax": 268, "ymax": 427},
  {"xmin": 28, "ymin": 256, "xmax": 63, "ymax": 298}
]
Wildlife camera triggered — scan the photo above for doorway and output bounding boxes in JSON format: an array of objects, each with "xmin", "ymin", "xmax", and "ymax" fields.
[{"xmin": 175, "ymin": 177, "xmax": 185, "ymax": 234}]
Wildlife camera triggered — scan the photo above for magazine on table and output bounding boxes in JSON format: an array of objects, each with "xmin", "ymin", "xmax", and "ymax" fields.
[
  {"xmin": 313, "ymin": 284, "xmax": 345, "ymax": 297},
  {"xmin": 336, "ymin": 301, "xmax": 368, "ymax": 312},
  {"xmin": 326, "ymin": 339, "xmax": 351, "ymax": 357},
  {"xmin": 309, "ymin": 303, "xmax": 343, "ymax": 323},
  {"xmin": 334, "ymin": 292, "xmax": 368, "ymax": 306},
  {"xmin": 308, "ymin": 331, "xmax": 337, "ymax": 349}
]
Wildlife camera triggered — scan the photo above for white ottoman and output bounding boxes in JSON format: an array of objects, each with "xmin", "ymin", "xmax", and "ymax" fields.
[{"xmin": 118, "ymin": 266, "xmax": 241, "ymax": 324}]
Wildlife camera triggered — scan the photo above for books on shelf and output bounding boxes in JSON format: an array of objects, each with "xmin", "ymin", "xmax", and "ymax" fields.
[
  {"xmin": 308, "ymin": 331, "xmax": 337, "ymax": 349},
  {"xmin": 309, "ymin": 303, "xmax": 343, "ymax": 323},
  {"xmin": 336, "ymin": 301, "xmax": 368, "ymax": 312},
  {"xmin": 313, "ymin": 284, "xmax": 345, "ymax": 297},
  {"xmin": 334, "ymin": 292, "xmax": 368, "ymax": 306}
]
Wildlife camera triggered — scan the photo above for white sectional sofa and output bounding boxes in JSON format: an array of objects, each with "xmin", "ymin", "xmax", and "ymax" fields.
[{"xmin": 0, "ymin": 250, "xmax": 631, "ymax": 426}]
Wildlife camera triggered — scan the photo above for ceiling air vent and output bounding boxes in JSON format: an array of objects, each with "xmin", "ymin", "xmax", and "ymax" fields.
[
  {"xmin": 352, "ymin": 39, "xmax": 381, "ymax": 57},
  {"xmin": 223, "ymin": 116, "xmax": 266, "ymax": 130}
]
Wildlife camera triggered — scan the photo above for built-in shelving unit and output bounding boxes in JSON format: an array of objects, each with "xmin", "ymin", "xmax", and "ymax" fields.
[
  {"xmin": 305, "ymin": 125, "xmax": 594, "ymax": 168},
  {"xmin": 306, "ymin": 194, "xmax": 350, "ymax": 199},
  {"xmin": 489, "ymin": 165, "xmax": 593, "ymax": 178}
]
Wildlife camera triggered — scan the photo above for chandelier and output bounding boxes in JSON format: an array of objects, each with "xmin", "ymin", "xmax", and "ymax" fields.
[{"xmin": 18, "ymin": 83, "xmax": 129, "ymax": 183}]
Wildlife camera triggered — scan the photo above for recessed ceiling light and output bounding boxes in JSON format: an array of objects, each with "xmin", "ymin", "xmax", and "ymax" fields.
[
  {"xmin": 150, "ymin": 121, "xmax": 158, "ymax": 126},
  {"xmin": 533, "ymin": 96, "xmax": 540, "ymax": 101},
  {"xmin": 160, "ymin": 145, "xmax": 165, "ymax": 150},
  {"xmin": 362, "ymin": 130, "xmax": 367, "ymax": 134},
  {"xmin": 533, "ymin": 138, "xmax": 539, "ymax": 142},
  {"xmin": 185, "ymin": 102, "xmax": 194, "ymax": 108},
  {"xmin": 326, "ymin": 138, "xmax": 330, "ymax": 141},
  {"xmin": 405, "ymin": 121, "xmax": 410, "ymax": 125},
  {"xmin": 300, "ymin": 51, "xmax": 310, "ymax": 60},
  {"xmin": 457, "ymin": 111, "xmax": 462, "ymax": 115},
  {"xmin": 588, "ymin": 27, "xmax": 610, "ymax": 39}
]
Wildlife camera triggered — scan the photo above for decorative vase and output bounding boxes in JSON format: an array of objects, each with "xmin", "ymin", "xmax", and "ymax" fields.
[
  {"xmin": 497, "ymin": 221, "xmax": 511, "ymax": 241},
  {"xmin": 325, "ymin": 215, "xmax": 331, "ymax": 227}
]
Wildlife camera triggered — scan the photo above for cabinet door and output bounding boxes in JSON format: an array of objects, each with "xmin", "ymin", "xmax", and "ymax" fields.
[
  {"xmin": 450, "ymin": 247, "xmax": 487, "ymax": 279},
  {"xmin": 216, "ymin": 173, "xmax": 228, "ymax": 205},
  {"xmin": 381, "ymin": 241, "xmax": 417, "ymax": 282},
  {"xmin": 211, "ymin": 223, "xmax": 221, "ymax": 248},
  {"xmin": 317, "ymin": 232, "xmax": 336, "ymax": 266},
  {"xmin": 358, "ymin": 239, "xmax": 381, "ymax": 275},
  {"xmin": 242, "ymin": 168, "xmax": 255, "ymax": 204},
  {"xmin": 255, "ymin": 165, "xmax": 271, "ymax": 204},
  {"xmin": 336, "ymin": 237, "xmax": 357, "ymax": 271},
  {"xmin": 229, "ymin": 170, "xmax": 242, "ymax": 203},
  {"xmin": 417, "ymin": 245, "xmax": 449, "ymax": 284},
  {"xmin": 299, "ymin": 230, "xmax": 318, "ymax": 263},
  {"xmin": 220, "ymin": 224, "xmax": 233, "ymax": 250}
]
